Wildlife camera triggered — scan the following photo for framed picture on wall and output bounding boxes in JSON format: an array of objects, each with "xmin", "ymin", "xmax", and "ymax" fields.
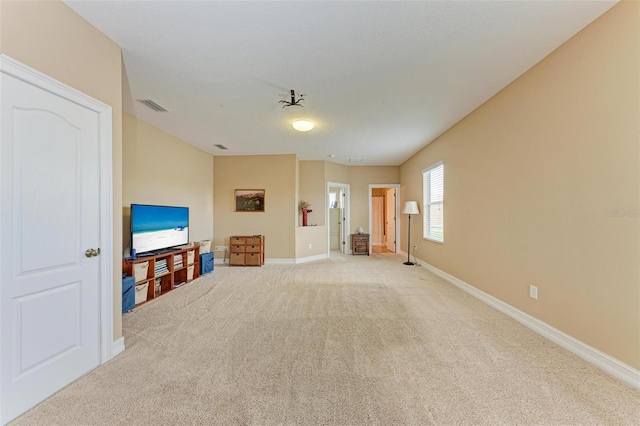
[{"xmin": 235, "ymin": 189, "xmax": 265, "ymax": 212}]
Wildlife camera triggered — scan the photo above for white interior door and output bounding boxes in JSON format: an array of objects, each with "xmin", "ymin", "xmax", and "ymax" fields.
[
  {"xmin": 1, "ymin": 67, "xmax": 102, "ymax": 423},
  {"xmin": 329, "ymin": 209, "xmax": 340, "ymax": 250},
  {"xmin": 339, "ymin": 194, "xmax": 346, "ymax": 254},
  {"xmin": 327, "ymin": 183, "xmax": 349, "ymax": 255},
  {"xmin": 385, "ymin": 188, "xmax": 396, "ymax": 252}
]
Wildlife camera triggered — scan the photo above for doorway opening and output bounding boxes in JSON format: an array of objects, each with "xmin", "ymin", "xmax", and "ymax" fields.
[
  {"xmin": 327, "ymin": 182, "xmax": 350, "ymax": 256},
  {"xmin": 368, "ymin": 184, "xmax": 400, "ymax": 254}
]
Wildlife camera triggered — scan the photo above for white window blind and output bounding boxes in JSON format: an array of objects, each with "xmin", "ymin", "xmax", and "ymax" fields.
[{"xmin": 423, "ymin": 162, "xmax": 444, "ymax": 242}]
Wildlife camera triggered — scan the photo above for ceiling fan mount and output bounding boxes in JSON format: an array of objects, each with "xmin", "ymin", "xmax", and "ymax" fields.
[{"xmin": 280, "ymin": 89, "xmax": 306, "ymax": 108}]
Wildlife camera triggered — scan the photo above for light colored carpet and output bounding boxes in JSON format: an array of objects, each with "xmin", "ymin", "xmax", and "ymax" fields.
[{"xmin": 12, "ymin": 253, "xmax": 640, "ymax": 425}]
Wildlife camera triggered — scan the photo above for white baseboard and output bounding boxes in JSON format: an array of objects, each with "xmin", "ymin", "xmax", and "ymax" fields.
[
  {"xmin": 415, "ymin": 258, "xmax": 640, "ymax": 389},
  {"xmin": 213, "ymin": 256, "xmax": 328, "ymax": 265},
  {"xmin": 265, "ymin": 258, "xmax": 295, "ymax": 264},
  {"xmin": 295, "ymin": 254, "xmax": 328, "ymax": 264},
  {"xmin": 213, "ymin": 258, "xmax": 303, "ymax": 265},
  {"xmin": 398, "ymin": 250, "xmax": 417, "ymax": 263},
  {"xmin": 111, "ymin": 337, "xmax": 125, "ymax": 358}
]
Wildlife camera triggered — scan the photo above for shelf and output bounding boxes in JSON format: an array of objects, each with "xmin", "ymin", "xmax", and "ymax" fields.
[{"xmin": 123, "ymin": 245, "xmax": 200, "ymax": 307}]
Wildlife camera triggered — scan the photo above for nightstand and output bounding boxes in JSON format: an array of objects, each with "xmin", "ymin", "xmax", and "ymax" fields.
[{"xmin": 351, "ymin": 234, "xmax": 370, "ymax": 256}]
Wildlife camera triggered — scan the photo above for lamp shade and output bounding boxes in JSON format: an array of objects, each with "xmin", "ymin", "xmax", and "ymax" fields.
[{"xmin": 402, "ymin": 201, "xmax": 420, "ymax": 215}]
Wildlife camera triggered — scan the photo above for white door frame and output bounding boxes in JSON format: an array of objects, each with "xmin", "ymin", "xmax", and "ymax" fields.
[
  {"xmin": 0, "ymin": 55, "xmax": 115, "ymax": 365},
  {"xmin": 368, "ymin": 184, "xmax": 400, "ymax": 254},
  {"xmin": 327, "ymin": 182, "xmax": 350, "ymax": 256}
]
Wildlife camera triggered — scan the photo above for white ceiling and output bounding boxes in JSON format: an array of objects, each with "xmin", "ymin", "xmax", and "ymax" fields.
[{"xmin": 65, "ymin": 1, "xmax": 616, "ymax": 166}]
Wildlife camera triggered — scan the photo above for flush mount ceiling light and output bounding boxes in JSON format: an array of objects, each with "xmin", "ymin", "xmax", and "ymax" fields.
[
  {"xmin": 292, "ymin": 119, "xmax": 314, "ymax": 132},
  {"xmin": 280, "ymin": 89, "xmax": 314, "ymax": 132}
]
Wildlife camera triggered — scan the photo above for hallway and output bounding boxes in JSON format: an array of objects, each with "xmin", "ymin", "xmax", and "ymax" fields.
[{"xmin": 372, "ymin": 245, "xmax": 392, "ymax": 254}]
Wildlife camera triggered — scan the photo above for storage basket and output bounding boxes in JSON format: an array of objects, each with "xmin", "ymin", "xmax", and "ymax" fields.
[
  {"xmin": 187, "ymin": 250, "xmax": 195, "ymax": 265},
  {"xmin": 187, "ymin": 264, "xmax": 195, "ymax": 281},
  {"xmin": 134, "ymin": 261, "xmax": 149, "ymax": 283},
  {"xmin": 200, "ymin": 252, "xmax": 214, "ymax": 275},
  {"xmin": 122, "ymin": 276, "xmax": 135, "ymax": 313},
  {"xmin": 135, "ymin": 283, "xmax": 149, "ymax": 305},
  {"xmin": 199, "ymin": 240, "xmax": 211, "ymax": 254}
]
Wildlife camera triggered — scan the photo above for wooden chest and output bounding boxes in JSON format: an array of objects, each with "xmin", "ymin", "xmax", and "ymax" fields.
[
  {"xmin": 351, "ymin": 234, "xmax": 370, "ymax": 256},
  {"xmin": 229, "ymin": 235, "xmax": 265, "ymax": 266}
]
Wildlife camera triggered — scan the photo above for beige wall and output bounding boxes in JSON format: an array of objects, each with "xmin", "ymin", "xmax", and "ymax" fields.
[
  {"xmin": 295, "ymin": 226, "xmax": 327, "ymax": 258},
  {"xmin": 122, "ymin": 113, "xmax": 214, "ymax": 247},
  {"xmin": 297, "ymin": 161, "xmax": 328, "ymax": 257},
  {"xmin": 349, "ymin": 167, "xmax": 400, "ymax": 235},
  {"xmin": 324, "ymin": 162, "xmax": 400, "ymax": 247},
  {"xmin": 325, "ymin": 161, "xmax": 351, "ymax": 185},
  {"xmin": 1, "ymin": 1, "xmax": 124, "ymax": 340},
  {"xmin": 213, "ymin": 155, "xmax": 297, "ymax": 259},
  {"xmin": 400, "ymin": 2, "xmax": 639, "ymax": 369},
  {"xmin": 299, "ymin": 161, "xmax": 326, "ymax": 226}
]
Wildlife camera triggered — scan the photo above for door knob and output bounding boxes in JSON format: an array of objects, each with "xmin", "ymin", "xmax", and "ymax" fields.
[{"xmin": 85, "ymin": 248, "xmax": 100, "ymax": 258}]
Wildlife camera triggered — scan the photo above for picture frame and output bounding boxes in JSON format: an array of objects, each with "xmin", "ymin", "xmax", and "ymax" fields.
[{"xmin": 235, "ymin": 189, "xmax": 265, "ymax": 212}]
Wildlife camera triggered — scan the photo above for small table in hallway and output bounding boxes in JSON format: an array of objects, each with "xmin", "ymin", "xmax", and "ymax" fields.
[{"xmin": 351, "ymin": 234, "xmax": 370, "ymax": 256}]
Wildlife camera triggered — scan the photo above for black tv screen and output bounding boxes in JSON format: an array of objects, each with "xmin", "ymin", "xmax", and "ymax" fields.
[{"xmin": 131, "ymin": 204, "xmax": 189, "ymax": 255}]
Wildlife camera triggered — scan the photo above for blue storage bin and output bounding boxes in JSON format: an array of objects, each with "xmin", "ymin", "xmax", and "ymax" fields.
[
  {"xmin": 122, "ymin": 276, "xmax": 135, "ymax": 313},
  {"xmin": 200, "ymin": 252, "xmax": 214, "ymax": 275}
]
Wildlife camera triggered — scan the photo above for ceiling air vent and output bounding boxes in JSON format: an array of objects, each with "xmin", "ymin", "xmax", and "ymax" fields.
[
  {"xmin": 214, "ymin": 144, "xmax": 229, "ymax": 150},
  {"xmin": 349, "ymin": 158, "xmax": 363, "ymax": 163},
  {"xmin": 137, "ymin": 99, "xmax": 169, "ymax": 112}
]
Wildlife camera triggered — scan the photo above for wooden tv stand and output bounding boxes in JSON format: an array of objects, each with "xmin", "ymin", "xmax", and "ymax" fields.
[{"xmin": 122, "ymin": 245, "xmax": 200, "ymax": 306}]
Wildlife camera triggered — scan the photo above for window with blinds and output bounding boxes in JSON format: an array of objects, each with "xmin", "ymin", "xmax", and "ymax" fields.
[{"xmin": 422, "ymin": 162, "xmax": 444, "ymax": 242}]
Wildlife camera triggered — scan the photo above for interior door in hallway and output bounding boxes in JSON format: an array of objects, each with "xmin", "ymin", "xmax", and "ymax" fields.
[
  {"xmin": 329, "ymin": 208, "xmax": 342, "ymax": 250},
  {"xmin": 371, "ymin": 196, "xmax": 385, "ymax": 245},
  {"xmin": 328, "ymin": 184, "xmax": 349, "ymax": 255},
  {"xmin": 0, "ymin": 67, "xmax": 102, "ymax": 423},
  {"xmin": 385, "ymin": 188, "xmax": 396, "ymax": 252}
]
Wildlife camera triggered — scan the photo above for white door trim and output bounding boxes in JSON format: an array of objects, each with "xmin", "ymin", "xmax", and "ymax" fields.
[
  {"xmin": 0, "ymin": 54, "xmax": 115, "ymax": 364},
  {"xmin": 368, "ymin": 184, "xmax": 400, "ymax": 254},
  {"xmin": 327, "ymin": 182, "xmax": 350, "ymax": 255}
]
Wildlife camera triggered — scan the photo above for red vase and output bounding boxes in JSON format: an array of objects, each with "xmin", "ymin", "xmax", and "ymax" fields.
[{"xmin": 302, "ymin": 211, "xmax": 308, "ymax": 226}]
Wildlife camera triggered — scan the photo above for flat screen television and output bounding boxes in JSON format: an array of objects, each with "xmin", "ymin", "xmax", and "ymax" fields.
[{"xmin": 131, "ymin": 204, "xmax": 189, "ymax": 255}]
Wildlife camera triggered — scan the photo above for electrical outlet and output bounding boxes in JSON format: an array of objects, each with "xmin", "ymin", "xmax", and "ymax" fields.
[
  {"xmin": 308, "ymin": 243, "xmax": 312, "ymax": 249},
  {"xmin": 214, "ymin": 246, "xmax": 228, "ymax": 252},
  {"xmin": 413, "ymin": 244, "xmax": 418, "ymax": 251},
  {"xmin": 529, "ymin": 285, "xmax": 538, "ymax": 300}
]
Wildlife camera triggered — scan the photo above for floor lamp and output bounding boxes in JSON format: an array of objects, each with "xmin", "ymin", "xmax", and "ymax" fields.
[{"xmin": 402, "ymin": 201, "xmax": 420, "ymax": 265}]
